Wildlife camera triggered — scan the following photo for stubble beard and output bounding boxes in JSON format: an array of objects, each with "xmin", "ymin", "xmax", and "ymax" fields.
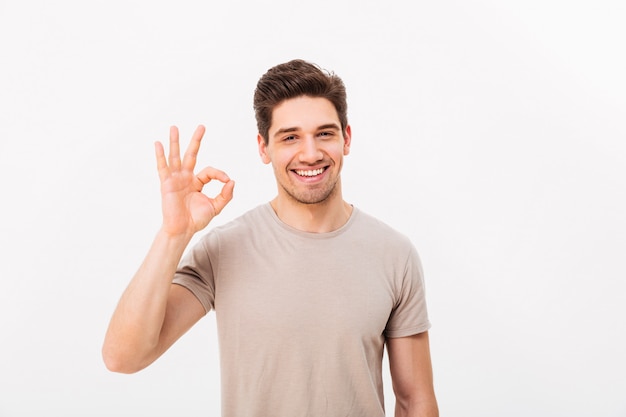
[{"xmin": 279, "ymin": 174, "xmax": 340, "ymax": 206}]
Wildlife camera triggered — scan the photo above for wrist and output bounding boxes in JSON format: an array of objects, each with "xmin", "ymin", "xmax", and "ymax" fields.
[{"xmin": 155, "ymin": 227, "xmax": 194, "ymax": 248}]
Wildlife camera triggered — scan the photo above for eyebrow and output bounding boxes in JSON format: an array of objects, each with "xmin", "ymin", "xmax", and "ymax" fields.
[{"xmin": 273, "ymin": 123, "xmax": 341, "ymax": 138}]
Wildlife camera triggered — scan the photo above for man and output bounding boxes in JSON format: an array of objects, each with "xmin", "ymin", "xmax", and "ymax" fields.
[{"xmin": 103, "ymin": 59, "xmax": 438, "ymax": 417}]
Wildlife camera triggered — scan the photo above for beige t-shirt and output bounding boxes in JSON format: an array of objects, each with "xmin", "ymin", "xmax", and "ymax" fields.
[{"xmin": 173, "ymin": 203, "xmax": 430, "ymax": 417}]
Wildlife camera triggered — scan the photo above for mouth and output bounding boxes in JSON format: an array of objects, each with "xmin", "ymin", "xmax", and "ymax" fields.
[{"xmin": 293, "ymin": 167, "xmax": 327, "ymax": 177}]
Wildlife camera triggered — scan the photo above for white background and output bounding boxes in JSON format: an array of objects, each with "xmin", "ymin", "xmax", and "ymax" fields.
[{"xmin": 1, "ymin": 0, "xmax": 625, "ymax": 416}]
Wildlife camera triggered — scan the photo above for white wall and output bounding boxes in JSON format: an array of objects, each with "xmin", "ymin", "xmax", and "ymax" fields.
[{"xmin": 1, "ymin": 1, "xmax": 625, "ymax": 416}]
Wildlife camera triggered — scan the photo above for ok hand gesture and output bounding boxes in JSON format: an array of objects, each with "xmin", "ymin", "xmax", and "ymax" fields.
[{"xmin": 154, "ymin": 125, "xmax": 235, "ymax": 238}]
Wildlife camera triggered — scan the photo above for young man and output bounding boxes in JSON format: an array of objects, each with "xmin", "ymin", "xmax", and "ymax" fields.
[{"xmin": 103, "ymin": 59, "xmax": 438, "ymax": 417}]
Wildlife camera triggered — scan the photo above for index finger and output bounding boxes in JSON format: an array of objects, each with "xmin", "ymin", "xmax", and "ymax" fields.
[
  {"xmin": 168, "ymin": 126, "xmax": 182, "ymax": 170},
  {"xmin": 195, "ymin": 165, "xmax": 231, "ymax": 186},
  {"xmin": 154, "ymin": 140, "xmax": 169, "ymax": 182},
  {"xmin": 182, "ymin": 125, "xmax": 206, "ymax": 171}
]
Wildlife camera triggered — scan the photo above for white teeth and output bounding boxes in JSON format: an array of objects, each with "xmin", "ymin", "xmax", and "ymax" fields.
[{"xmin": 295, "ymin": 168, "xmax": 324, "ymax": 177}]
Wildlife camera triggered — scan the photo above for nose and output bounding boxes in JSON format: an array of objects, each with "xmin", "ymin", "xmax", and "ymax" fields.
[{"xmin": 298, "ymin": 136, "xmax": 323, "ymax": 164}]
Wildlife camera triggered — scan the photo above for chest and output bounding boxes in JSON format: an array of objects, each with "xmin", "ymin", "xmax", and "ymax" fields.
[{"xmin": 213, "ymin": 248, "xmax": 398, "ymax": 343}]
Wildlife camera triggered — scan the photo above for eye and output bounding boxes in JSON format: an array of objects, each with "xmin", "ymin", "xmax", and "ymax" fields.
[
  {"xmin": 283, "ymin": 135, "xmax": 296, "ymax": 142},
  {"xmin": 318, "ymin": 131, "xmax": 334, "ymax": 138}
]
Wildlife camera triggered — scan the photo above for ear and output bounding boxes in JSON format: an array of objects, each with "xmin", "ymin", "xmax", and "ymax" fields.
[
  {"xmin": 257, "ymin": 134, "xmax": 271, "ymax": 164},
  {"xmin": 343, "ymin": 125, "xmax": 352, "ymax": 156}
]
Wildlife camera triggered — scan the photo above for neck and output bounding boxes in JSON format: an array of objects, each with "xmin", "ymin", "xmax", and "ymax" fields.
[{"xmin": 270, "ymin": 191, "xmax": 353, "ymax": 234}]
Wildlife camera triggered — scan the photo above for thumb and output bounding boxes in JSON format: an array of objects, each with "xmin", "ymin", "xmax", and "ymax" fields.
[{"xmin": 211, "ymin": 180, "xmax": 235, "ymax": 215}]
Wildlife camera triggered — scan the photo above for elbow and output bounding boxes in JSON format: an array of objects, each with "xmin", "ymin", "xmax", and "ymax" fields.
[
  {"xmin": 393, "ymin": 387, "xmax": 439, "ymax": 417},
  {"xmin": 394, "ymin": 399, "xmax": 439, "ymax": 417},
  {"xmin": 102, "ymin": 356, "xmax": 135, "ymax": 374},
  {"xmin": 102, "ymin": 350, "xmax": 136, "ymax": 374},
  {"xmin": 101, "ymin": 343, "xmax": 149, "ymax": 374},
  {"xmin": 102, "ymin": 327, "xmax": 161, "ymax": 374}
]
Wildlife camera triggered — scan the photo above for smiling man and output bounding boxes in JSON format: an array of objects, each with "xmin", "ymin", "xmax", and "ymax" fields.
[
  {"xmin": 260, "ymin": 95, "xmax": 352, "ymax": 232},
  {"xmin": 103, "ymin": 59, "xmax": 438, "ymax": 417}
]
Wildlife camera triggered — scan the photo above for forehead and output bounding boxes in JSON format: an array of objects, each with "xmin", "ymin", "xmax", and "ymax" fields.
[{"xmin": 270, "ymin": 96, "xmax": 340, "ymax": 135}]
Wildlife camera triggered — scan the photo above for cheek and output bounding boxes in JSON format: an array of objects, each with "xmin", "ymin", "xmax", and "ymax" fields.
[
  {"xmin": 331, "ymin": 143, "xmax": 348, "ymax": 158},
  {"xmin": 269, "ymin": 151, "xmax": 292, "ymax": 170}
]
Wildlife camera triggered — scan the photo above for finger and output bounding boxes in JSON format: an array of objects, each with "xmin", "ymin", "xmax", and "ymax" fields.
[
  {"xmin": 182, "ymin": 125, "xmax": 206, "ymax": 172},
  {"xmin": 154, "ymin": 141, "xmax": 169, "ymax": 181},
  {"xmin": 168, "ymin": 126, "xmax": 181, "ymax": 170},
  {"xmin": 211, "ymin": 180, "xmax": 235, "ymax": 216},
  {"xmin": 195, "ymin": 166, "xmax": 231, "ymax": 186}
]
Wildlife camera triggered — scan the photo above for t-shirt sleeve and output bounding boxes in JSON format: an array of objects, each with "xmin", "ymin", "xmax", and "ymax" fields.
[
  {"xmin": 384, "ymin": 243, "xmax": 431, "ymax": 338},
  {"xmin": 172, "ymin": 232, "xmax": 218, "ymax": 314}
]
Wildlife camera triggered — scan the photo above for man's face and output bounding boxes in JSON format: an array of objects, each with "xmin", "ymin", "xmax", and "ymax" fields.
[{"xmin": 258, "ymin": 96, "xmax": 351, "ymax": 205}]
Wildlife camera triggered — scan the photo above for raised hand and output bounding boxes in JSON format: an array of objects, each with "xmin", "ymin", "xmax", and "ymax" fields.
[{"xmin": 154, "ymin": 125, "xmax": 235, "ymax": 237}]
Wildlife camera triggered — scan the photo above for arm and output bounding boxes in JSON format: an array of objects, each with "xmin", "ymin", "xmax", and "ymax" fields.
[
  {"xmin": 387, "ymin": 331, "xmax": 439, "ymax": 417},
  {"xmin": 102, "ymin": 125, "xmax": 234, "ymax": 374}
]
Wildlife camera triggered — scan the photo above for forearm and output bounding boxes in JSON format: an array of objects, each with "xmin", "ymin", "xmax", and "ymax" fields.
[
  {"xmin": 394, "ymin": 397, "xmax": 439, "ymax": 417},
  {"xmin": 388, "ymin": 332, "xmax": 439, "ymax": 417},
  {"xmin": 102, "ymin": 229, "xmax": 192, "ymax": 372}
]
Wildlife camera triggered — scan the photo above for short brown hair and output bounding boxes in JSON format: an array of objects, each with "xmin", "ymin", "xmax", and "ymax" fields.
[{"xmin": 253, "ymin": 59, "xmax": 348, "ymax": 144}]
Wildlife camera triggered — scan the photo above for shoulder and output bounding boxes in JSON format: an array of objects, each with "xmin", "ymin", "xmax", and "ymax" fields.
[
  {"xmin": 344, "ymin": 207, "xmax": 420, "ymax": 267},
  {"xmin": 194, "ymin": 203, "xmax": 275, "ymax": 251},
  {"xmin": 211, "ymin": 204, "xmax": 271, "ymax": 235},
  {"xmin": 351, "ymin": 208, "xmax": 414, "ymax": 247}
]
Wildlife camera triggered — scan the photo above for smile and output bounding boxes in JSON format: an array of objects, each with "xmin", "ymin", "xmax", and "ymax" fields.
[{"xmin": 294, "ymin": 168, "xmax": 325, "ymax": 177}]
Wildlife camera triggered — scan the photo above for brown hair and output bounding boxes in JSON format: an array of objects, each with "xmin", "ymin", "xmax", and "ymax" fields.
[{"xmin": 253, "ymin": 59, "xmax": 348, "ymax": 144}]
